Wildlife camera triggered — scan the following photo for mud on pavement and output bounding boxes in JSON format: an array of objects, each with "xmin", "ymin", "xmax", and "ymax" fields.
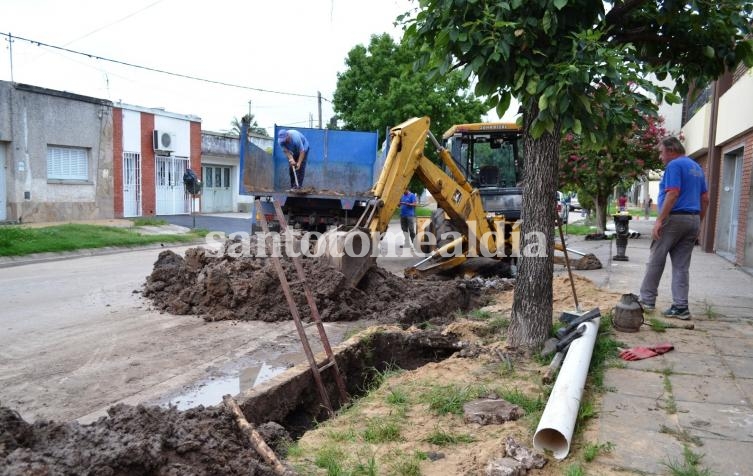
[{"xmin": 142, "ymin": 244, "xmax": 513, "ymax": 326}]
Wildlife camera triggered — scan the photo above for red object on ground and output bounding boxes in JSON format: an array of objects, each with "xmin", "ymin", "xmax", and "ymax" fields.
[{"xmin": 619, "ymin": 342, "xmax": 674, "ymax": 361}]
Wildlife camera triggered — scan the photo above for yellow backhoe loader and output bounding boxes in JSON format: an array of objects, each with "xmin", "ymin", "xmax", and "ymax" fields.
[{"xmin": 317, "ymin": 116, "xmax": 521, "ymax": 287}]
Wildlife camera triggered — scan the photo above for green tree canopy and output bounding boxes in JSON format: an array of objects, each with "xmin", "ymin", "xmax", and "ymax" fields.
[
  {"xmin": 560, "ymin": 110, "xmax": 667, "ymax": 232},
  {"xmin": 404, "ymin": 0, "xmax": 753, "ymax": 349},
  {"xmin": 332, "ymin": 33, "xmax": 488, "ymax": 145}
]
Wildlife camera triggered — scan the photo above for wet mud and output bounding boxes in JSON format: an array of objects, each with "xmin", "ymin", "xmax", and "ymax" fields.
[
  {"xmin": 0, "ymin": 329, "xmax": 464, "ymax": 475},
  {"xmin": 0, "ymin": 404, "xmax": 286, "ymax": 475},
  {"xmin": 1, "ymin": 245, "xmax": 515, "ymax": 474},
  {"xmin": 143, "ymin": 244, "xmax": 510, "ymax": 326}
]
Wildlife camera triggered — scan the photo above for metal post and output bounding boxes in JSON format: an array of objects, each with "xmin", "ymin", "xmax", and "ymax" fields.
[
  {"xmin": 8, "ymin": 33, "xmax": 14, "ymax": 83},
  {"xmin": 317, "ymin": 91, "xmax": 322, "ymax": 129},
  {"xmin": 191, "ymin": 193, "xmax": 196, "ymax": 229}
]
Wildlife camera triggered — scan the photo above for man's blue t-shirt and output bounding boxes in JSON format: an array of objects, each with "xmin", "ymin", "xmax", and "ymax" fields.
[
  {"xmin": 400, "ymin": 192, "xmax": 417, "ymax": 217},
  {"xmin": 281, "ymin": 130, "xmax": 310, "ymax": 158},
  {"xmin": 658, "ymin": 156, "xmax": 708, "ymax": 213}
]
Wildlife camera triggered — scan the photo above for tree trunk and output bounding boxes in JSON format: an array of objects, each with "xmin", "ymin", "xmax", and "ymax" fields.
[
  {"xmin": 508, "ymin": 103, "xmax": 561, "ymax": 351},
  {"xmin": 593, "ymin": 192, "xmax": 610, "ymax": 233}
]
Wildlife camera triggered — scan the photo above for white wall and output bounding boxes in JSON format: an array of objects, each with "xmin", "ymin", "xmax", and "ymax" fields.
[
  {"xmin": 659, "ymin": 101, "xmax": 683, "ymax": 135},
  {"xmin": 682, "ymin": 103, "xmax": 710, "ymax": 157},
  {"xmin": 122, "ymin": 109, "xmax": 142, "ymax": 152},
  {"xmin": 155, "ymin": 115, "xmax": 192, "ymax": 157},
  {"xmin": 716, "ymin": 71, "xmax": 753, "ymax": 145}
]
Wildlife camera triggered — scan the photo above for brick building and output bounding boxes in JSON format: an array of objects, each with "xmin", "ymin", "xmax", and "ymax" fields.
[
  {"xmin": 112, "ymin": 104, "xmax": 201, "ymax": 217},
  {"xmin": 681, "ymin": 65, "xmax": 753, "ymax": 273}
]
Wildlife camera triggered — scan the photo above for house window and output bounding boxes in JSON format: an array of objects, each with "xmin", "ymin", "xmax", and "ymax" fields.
[{"xmin": 47, "ymin": 146, "xmax": 88, "ymax": 181}]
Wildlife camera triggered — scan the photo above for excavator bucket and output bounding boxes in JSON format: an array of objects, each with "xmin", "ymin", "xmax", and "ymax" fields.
[
  {"xmin": 316, "ymin": 226, "xmax": 377, "ymax": 287},
  {"xmin": 553, "ymin": 242, "xmax": 602, "ymax": 270}
]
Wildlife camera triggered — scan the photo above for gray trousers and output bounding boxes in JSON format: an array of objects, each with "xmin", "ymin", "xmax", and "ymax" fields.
[
  {"xmin": 400, "ymin": 216, "xmax": 416, "ymax": 245},
  {"xmin": 639, "ymin": 214, "xmax": 700, "ymax": 307}
]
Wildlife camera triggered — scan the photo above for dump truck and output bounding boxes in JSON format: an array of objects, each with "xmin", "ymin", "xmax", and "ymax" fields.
[{"xmin": 239, "ymin": 119, "xmax": 381, "ymax": 232}]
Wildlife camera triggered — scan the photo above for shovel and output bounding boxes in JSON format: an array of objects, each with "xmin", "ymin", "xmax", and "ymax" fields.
[
  {"xmin": 557, "ymin": 217, "xmax": 581, "ymax": 319},
  {"xmin": 291, "ymin": 164, "xmax": 300, "ymax": 188}
]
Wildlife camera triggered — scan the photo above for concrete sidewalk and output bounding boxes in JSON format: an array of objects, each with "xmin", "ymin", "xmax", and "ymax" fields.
[{"xmin": 562, "ymin": 217, "xmax": 753, "ymax": 475}]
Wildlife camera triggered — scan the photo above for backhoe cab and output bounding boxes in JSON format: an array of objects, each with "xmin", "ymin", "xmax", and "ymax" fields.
[
  {"xmin": 441, "ymin": 121, "xmax": 524, "ymax": 221},
  {"xmin": 317, "ymin": 117, "xmax": 521, "ymax": 287}
]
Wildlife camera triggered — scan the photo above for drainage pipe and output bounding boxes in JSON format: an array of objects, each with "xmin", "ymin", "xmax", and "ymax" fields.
[{"xmin": 533, "ymin": 318, "xmax": 600, "ymax": 459}]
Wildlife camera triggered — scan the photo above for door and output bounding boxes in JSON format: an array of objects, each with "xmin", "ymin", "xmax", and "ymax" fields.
[
  {"xmin": 122, "ymin": 152, "xmax": 141, "ymax": 217},
  {"xmin": 716, "ymin": 150, "xmax": 743, "ymax": 255},
  {"xmin": 156, "ymin": 156, "xmax": 189, "ymax": 215},
  {"xmin": 202, "ymin": 165, "xmax": 233, "ymax": 212},
  {"xmin": 0, "ymin": 143, "xmax": 6, "ymax": 221}
]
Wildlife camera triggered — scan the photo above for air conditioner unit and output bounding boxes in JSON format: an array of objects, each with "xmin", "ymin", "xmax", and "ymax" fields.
[{"xmin": 153, "ymin": 130, "xmax": 175, "ymax": 151}]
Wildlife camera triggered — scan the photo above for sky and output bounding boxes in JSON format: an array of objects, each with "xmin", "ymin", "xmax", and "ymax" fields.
[{"xmin": 2, "ymin": 0, "xmax": 467, "ymax": 135}]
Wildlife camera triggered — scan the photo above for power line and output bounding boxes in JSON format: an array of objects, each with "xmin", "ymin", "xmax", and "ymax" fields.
[
  {"xmin": 2, "ymin": 31, "xmax": 328, "ymax": 100},
  {"xmin": 61, "ymin": 0, "xmax": 167, "ymax": 47}
]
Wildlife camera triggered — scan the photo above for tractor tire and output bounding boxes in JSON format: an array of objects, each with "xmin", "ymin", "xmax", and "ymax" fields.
[{"xmin": 431, "ymin": 208, "xmax": 460, "ymax": 250}]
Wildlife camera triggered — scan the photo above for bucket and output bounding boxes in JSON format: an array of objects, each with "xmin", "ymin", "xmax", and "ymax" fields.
[{"xmin": 613, "ymin": 293, "xmax": 644, "ymax": 333}]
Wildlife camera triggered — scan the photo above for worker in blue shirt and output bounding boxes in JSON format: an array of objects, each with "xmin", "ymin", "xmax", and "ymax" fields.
[
  {"xmin": 639, "ymin": 136, "xmax": 709, "ymax": 320},
  {"xmin": 399, "ymin": 189, "xmax": 417, "ymax": 248},
  {"xmin": 277, "ymin": 129, "xmax": 310, "ymax": 190}
]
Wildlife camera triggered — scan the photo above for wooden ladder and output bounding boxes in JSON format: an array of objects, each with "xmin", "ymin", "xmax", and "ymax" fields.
[{"xmin": 254, "ymin": 199, "xmax": 349, "ymax": 416}]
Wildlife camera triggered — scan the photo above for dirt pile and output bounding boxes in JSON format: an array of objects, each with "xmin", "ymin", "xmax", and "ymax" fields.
[
  {"xmin": 0, "ymin": 404, "xmax": 288, "ymax": 476},
  {"xmin": 484, "ymin": 274, "xmax": 622, "ymax": 317},
  {"xmin": 143, "ymin": 246, "xmax": 512, "ymax": 326}
]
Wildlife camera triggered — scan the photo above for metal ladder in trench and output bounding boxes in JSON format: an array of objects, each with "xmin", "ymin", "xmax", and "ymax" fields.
[{"xmin": 254, "ymin": 199, "xmax": 349, "ymax": 416}]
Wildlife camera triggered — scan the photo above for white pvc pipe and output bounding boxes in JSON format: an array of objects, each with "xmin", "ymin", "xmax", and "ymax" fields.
[{"xmin": 533, "ymin": 318, "xmax": 600, "ymax": 460}]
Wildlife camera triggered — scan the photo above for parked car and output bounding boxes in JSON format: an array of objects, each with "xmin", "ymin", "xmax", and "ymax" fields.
[
  {"xmin": 556, "ymin": 191, "xmax": 569, "ymax": 224},
  {"xmin": 568, "ymin": 192, "xmax": 581, "ymax": 211}
]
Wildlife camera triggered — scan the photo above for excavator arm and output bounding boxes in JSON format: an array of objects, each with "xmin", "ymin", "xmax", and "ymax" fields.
[{"xmin": 317, "ymin": 116, "xmax": 517, "ymax": 287}]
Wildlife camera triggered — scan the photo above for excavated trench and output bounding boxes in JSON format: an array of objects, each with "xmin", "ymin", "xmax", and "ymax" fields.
[
  {"xmin": 1, "ymin": 244, "xmax": 514, "ymax": 475},
  {"xmin": 0, "ymin": 329, "xmax": 466, "ymax": 475}
]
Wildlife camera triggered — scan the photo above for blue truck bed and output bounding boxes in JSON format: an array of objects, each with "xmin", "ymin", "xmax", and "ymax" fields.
[{"xmin": 239, "ymin": 124, "xmax": 381, "ymax": 231}]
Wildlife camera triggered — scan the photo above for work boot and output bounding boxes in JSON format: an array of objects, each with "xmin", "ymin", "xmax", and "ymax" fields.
[{"xmin": 663, "ymin": 305, "xmax": 691, "ymax": 320}]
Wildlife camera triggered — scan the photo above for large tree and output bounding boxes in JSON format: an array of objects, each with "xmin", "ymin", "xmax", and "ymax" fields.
[
  {"xmin": 333, "ymin": 33, "xmax": 488, "ymax": 145},
  {"xmin": 403, "ymin": 0, "xmax": 753, "ymax": 350},
  {"xmin": 559, "ymin": 87, "xmax": 667, "ymax": 231}
]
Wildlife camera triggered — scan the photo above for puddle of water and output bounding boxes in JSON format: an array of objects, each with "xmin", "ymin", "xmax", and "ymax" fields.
[{"xmin": 166, "ymin": 362, "xmax": 288, "ymax": 410}]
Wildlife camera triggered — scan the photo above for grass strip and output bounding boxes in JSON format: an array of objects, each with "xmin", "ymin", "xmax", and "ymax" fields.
[{"xmin": 0, "ymin": 224, "xmax": 200, "ymax": 257}]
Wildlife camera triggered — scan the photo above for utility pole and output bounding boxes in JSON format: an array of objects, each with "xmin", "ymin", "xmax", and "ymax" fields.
[
  {"xmin": 7, "ymin": 33, "xmax": 14, "ymax": 83},
  {"xmin": 317, "ymin": 91, "xmax": 322, "ymax": 129},
  {"xmin": 248, "ymin": 100, "xmax": 252, "ymax": 118}
]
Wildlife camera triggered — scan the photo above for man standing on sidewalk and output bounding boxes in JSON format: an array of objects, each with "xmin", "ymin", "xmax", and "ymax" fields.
[
  {"xmin": 639, "ymin": 137, "xmax": 709, "ymax": 319},
  {"xmin": 399, "ymin": 189, "xmax": 417, "ymax": 248}
]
